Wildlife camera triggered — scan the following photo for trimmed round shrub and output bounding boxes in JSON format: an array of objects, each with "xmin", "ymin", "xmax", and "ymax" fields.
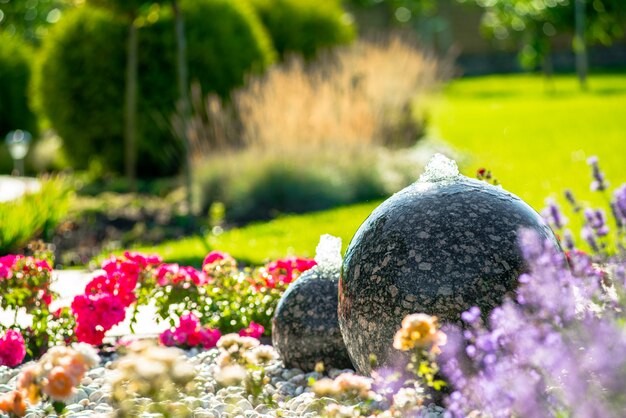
[
  {"xmin": 0, "ymin": 33, "xmax": 38, "ymax": 174},
  {"xmin": 34, "ymin": 0, "xmax": 275, "ymax": 176},
  {"xmin": 248, "ymin": 0, "xmax": 355, "ymax": 59}
]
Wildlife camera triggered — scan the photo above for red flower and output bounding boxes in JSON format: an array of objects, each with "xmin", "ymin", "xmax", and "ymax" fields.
[
  {"xmin": 186, "ymin": 331, "xmax": 203, "ymax": 347},
  {"xmin": 74, "ymin": 324, "xmax": 106, "ymax": 346}
]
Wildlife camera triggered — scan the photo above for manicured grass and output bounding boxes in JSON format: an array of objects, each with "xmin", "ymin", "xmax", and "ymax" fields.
[
  {"xmin": 128, "ymin": 200, "xmax": 381, "ymax": 266},
  {"xmin": 432, "ymin": 72, "xmax": 626, "ymax": 211},
  {"xmin": 125, "ymin": 72, "xmax": 626, "ymax": 265}
]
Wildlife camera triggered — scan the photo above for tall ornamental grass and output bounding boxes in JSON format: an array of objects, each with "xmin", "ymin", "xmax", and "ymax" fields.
[{"xmin": 177, "ymin": 35, "xmax": 448, "ymax": 221}]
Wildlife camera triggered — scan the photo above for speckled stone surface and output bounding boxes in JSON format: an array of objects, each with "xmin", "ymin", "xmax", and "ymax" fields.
[
  {"xmin": 272, "ymin": 266, "xmax": 353, "ymax": 371},
  {"xmin": 339, "ymin": 176, "xmax": 561, "ymax": 375}
]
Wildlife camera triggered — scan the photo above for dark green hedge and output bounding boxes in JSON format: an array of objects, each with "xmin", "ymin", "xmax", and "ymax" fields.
[
  {"xmin": 0, "ymin": 32, "xmax": 38, "ymax": 140},
  {"xmin": 248, "ymin": 0, "xmax": 355, "ymax": 59},
  {"xmin": 34, "ymin": 0, "xmax": 275, "ymax": 176}
]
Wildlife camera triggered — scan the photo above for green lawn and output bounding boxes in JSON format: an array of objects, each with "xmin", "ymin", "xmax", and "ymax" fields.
[
  {"xmin": 126, "ymin": 72, "xmax": 626, "ymax": 266},
  {"xmin": 432, "ymin": 72, "xmax": 626, "ymax": 210},
  {"xmin": 129, "ymin": 201, "xmax": 381, "ymax": 266}
]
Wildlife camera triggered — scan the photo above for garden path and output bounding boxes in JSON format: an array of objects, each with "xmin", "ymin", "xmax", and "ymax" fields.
[
  {"xmin": 0, "ymin": 269, "xmax": 168, "ymax": 339},
  {"xmin": 0, "ymin": 176, "xmax": 40, "ymax": 202}
]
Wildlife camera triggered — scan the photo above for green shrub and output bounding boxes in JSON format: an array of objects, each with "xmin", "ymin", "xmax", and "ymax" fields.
[
  {"xmin": 33, "ymin": 1, "xmax": 275, "ymax": 176},
  {"xmin": 194, "ymin": 150, "xmax": 400, "ymax": 223},
  {"xmin": 0, "ymin": 176, "xmax": 72, "ymax": 254},
  {"xmin": 248, "ymin": 0, "xmax": 355, "ymax": 59},
  {"xmin": 0, "ymin": 33, "xmax": 38, "ymax": 174}
]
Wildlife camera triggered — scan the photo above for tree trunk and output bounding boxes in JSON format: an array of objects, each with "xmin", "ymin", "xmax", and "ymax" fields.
[
  {"xmin": 574, "ymin": 0, "xmax": 588, "ymax": 90},
  {"xmin": 124, "ymin": 20, "xmax": 138, "ymax": 191},
  {"xmin": 172, "ymin": 0, "xmax": 193, "ymax": 222},
  {"xmin": 543, "ymin": 44, "xmax": 555, "ymax": 93}
]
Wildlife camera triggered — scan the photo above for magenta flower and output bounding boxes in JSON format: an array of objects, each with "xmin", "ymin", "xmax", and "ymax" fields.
[
  {"xmin": 239, "ymin": 321, "xmax": 265, "ymax": 339},
  {"xmin": 0, "ymin": 329, "xmax": 26, "ymax": 368},
  {"xmin": 0, "ymin": 255, "xmax": 20, "ymax": 280},
  {"xmin": 199, "ymin": 328, "xmax": 221, "ymax": 349},
  {"xmin": 71, "ymin": 292, "xmax": 127, "ymax": 345},
  {"xmin": 202, "ymin": 251, "xmax": 233, "ymax": 267},
  {"xmin": 156, "ymin": 264, "xmax": 206, "ymax": 287},
  {"xmin": 266, "ymin": 256, "xmax": 316, "ymax": 286},
  {"xmin": 159, "ymin": 329, "xmax": 177, "ymax": 347},
  {"xmin": 123, "ymin": 251, "xmax": 162, "ymax": 268}
]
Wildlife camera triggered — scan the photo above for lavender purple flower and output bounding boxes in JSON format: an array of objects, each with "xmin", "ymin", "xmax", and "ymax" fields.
[
  {"xmin": 564, "ymin": 189, "xmax": 581, "ymax": 212},
  {"xmin": 441, "ymin": 230, "xmax": 626, "ymax": 418},
  {"xmin": 587, "ymin": 156, "xmax": 609, "ymax": 192},
  {"xmin": 541, "ymin": 198, "xmax": 567, "ymax": 230},
  {"xmin": 613, "ymin": 185, "xmax": 626, "ymax": 227},
  {"xmin": 584, "ymin": 208, "xmax": 609, "ymax": 237}
]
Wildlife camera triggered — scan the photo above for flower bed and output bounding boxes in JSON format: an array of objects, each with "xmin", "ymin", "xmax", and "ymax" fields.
[{"xmin": 1, "ymin": 157, "xmax": 626, "ymax": 417}]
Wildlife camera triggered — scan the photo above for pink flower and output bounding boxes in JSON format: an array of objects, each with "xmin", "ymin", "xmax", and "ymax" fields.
[
  {"xmin": 0, "ymin": 255, "xmax": 20, "ymax": 280},
  {"xmin": 203, "ymin": 251, "xmax": 232, "ymax": 267},
  {"xmin": 177, "ymin": 313, "xmax": 200, "ymax": 334},
  {"xmin": 0, "ymin": 255, "xmax": 20, "ymax": 268},
  {"xmin": 159, "ymin": 329, "xmax": 176, "ymax": 347},
  {"xmin": 85, "ymin": 273, "xmax": 136, "ymax": 307},
  {"xmin": 156, "ymin": 264, "xmax": 206, "ymax": 287},
  {"xmin": 34, "ymin": 259, "xmax": 52, "ymax": 271},
  {"xmin": 199, "ymin": 328, "xmax": 221, "ymax": 349},
  {"xmin": 71, "ymin": 292, "xmax": 127, "ymax": 343},
  {"xmin": 101, "ymin": 256, "xmax": 142, "ymax": 284},
  {"xmin": 265, "ymin": 257, "xmax": 316, "ymax": 286},
  {"xmin": 0, "ymin": 329, "xmax": 26, "ymax": 367},
  {"xmin": 239, "ymin": 321, "xmax": 265, "ymax": 339},
  {"xmin": 0, "ymin": 265, "xmax": 11, "ymax": 280},
  {"xmin": 180, "ymin": 266, "xmax": 205, "ymax": 286},
  {"xmin": 123, "ymin": 251, "xmax": 162, "ymax": 268},
  {"xmin": 295, "ymin": 258, "xmax": 317, "ymax": 272}
]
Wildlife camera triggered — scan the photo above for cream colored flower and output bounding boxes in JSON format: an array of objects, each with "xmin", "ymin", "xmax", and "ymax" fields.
[
  {"xmin": 245, "ymin": 345, "xmax": 278, "ymax": 366},
  {"xmin": 311, "ymin": 378, "xmax": 339, "ymax": 397},
  {"xmin": 214, "ymin": 365, "xmax": 247, "ymax": 387},
  {"xmin": 217, "ymin": 333, "xmax": 259, "ymax": 353},
  {"xmin": 334, "ymin": 373, "xmax": 372, "ymax": 399},
  {"xmin": 392, "ymin": 385, "xmax": 424, "ymax": 410}
]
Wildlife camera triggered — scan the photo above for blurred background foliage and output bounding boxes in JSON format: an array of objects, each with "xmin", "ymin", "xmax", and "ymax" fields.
[
  {"xmin": 0, "ymin": 0, "xmax": 625, "ymax": 264},
  {"xmin": 32, "ymin": 0, "xmax": 276, "ymax": 176}
]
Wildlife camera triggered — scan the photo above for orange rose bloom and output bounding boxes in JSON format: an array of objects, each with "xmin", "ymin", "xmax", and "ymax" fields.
[
  {"xmin": 43, "ymin": 367, "xmax": 75, "ymax": 401},
  {"xmin": 59, "ymin": 354, "xmax": 87, "ymax": 385},
  {"xmin": 0, "ymin": 390, "xmax": 28, "ymax": 417},
  {"xmin": 17, "ymin": 364, "xmax": 41, "ymax": 404},
  {"xmin": 393, "ymin": 313, "xmax": 447, "ymax": 352}
]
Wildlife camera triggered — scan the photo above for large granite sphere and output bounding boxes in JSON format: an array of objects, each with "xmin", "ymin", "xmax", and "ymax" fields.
[
  {"xmin": 272, "ymin": 265, "xmax": 353, "ymax": 371},
  {"xmin": 338, "ymin": 162, "xmax": 561, "ymax": 374}
]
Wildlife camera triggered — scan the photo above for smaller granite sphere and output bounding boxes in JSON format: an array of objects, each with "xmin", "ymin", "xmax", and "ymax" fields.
[{"xmin": 272, "ymin": 235, "xmax": 353, "ymax": 371}]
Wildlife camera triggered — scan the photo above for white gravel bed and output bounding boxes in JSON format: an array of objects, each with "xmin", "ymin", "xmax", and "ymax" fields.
[{"xmin": 0, "ymin": 347, "xmax": 446, "ymax": 418}]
